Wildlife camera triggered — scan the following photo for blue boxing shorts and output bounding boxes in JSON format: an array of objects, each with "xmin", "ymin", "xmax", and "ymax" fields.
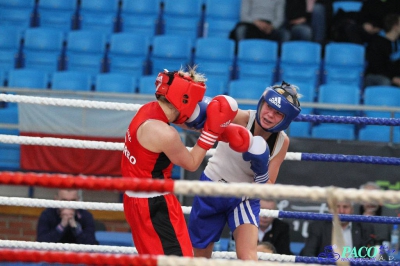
[{"xmin": 188, "ymin": 172, "xmax": 260, "ymax": 249}]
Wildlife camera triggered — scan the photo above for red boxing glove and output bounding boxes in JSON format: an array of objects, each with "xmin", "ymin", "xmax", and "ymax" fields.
[
  {"xmin": 218, "ymin": 124, "xmax": 252, "ymax": 153},
  {"xmin": 197, "ymin": 95, "xmax": 238, "ymax": 150}
]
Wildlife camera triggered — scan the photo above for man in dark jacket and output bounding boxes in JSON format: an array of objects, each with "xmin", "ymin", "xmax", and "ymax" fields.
[
  {"xmin": 300, "ymin": 200, "xmax": 375, "ymax": 257},
  {"xmin": 36, "ymin": 189, "xmax": 98, "ymax": 245},
  {"xmin": 259, "ymin": 199, "xmax": 292, "ymax": 255}
]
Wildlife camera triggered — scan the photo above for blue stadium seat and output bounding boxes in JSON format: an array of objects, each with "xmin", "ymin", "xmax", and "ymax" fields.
[
  {"xmin": 119, "ymin": 0, "xmax": 161, "ymax": 36},
  {"xmin": 95, "ymin": 231, "xmax": 134, "ymax": 247},
  {"xmin": 280, "ymin": 41, "xmax": 322, "ymax": 88},
  {"xmin": 95, "ymin": 73, "xmax": 137, "ymax": 93},
  {"xmin": 311, "ymin": 124, "xmax": 356, "ymax": 141},
  {"xmin": 0, "ymin": 25, "xmax": 23, "ymax": 76},
  {"xmin": 138, "ymin": 75, "xmax": 157, "ymax": 95},
  {"xmin": 228, "ymin": 79, "xmax": 268, "ymax": 110},
  {"xmin": 8, "ymin": 69, "xmax": 49, "ymax": 89},
  {"xmin": 194, "ymin": 37, "xmax": 235, "ymax": 86},
  {"xmin": 205, "ymin": 77, "xmax": 227, "ymax": 97},
  {"xmin": 162, "ymin": 0, "xmax": 203, "ymax": 41},
  {"xmin": 36, "ymin": 0, "xmax": 78, "ymax": 32},
  {"xmin": 316, "ymin": 84, "xmax": 360, "ymax": 117},
  {"xmin": 51, "ymin": 71, "xmax": 92, "ymax": 91},
  {"xmin": 287, "ymin": 107, "xmax": 312, "ymax": 138},
  {"xmin": 323, "ymin": 42, "xmax": 365, "ymax": 88},
  {"xmin": 358, "ymin": 86, "xmax": 400, "ymax": 142},
  {"xmin": 286, "ymin": 82, "xmax": 315, "ymax": 138},
  {"xmin": 64, "ymin": 30, "xmax": 107, "ymax": 77},
  {"xmin": 22, "ymin": 28, "xmax": 65, "ymax": 74},
  {"xmin": 107, "ymin": 32, "xmax": 151, "ymax": 78},
  {"xmin": 0, "ymin": 0, "xmax": 35, "ymax": 30},
  {"xmin": 393, "ymin": 113, "xmax": 400, "ymax": 144},
  {"xmin": 203, "ymin": 0, "xmax": 241, "ymax": 38},
  {"xmin": 332, "ymin": 1, "xmax": 363, "ymax": 15},
  {"xmin": 236, "ymin": 39, "xmax": 278, "ymax": 85},
  {"xmin": 0, "ymin": 127, "xmax": 20, "ymax": 170},
  {"xmin": 78, "ymin": 0, "xmax": 119, "ymax": 34},
  {"xmin": 150, "ymin": 35, "xmax": 193, "ymax": 74}
]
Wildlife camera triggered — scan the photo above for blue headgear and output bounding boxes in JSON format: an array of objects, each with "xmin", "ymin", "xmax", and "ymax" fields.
[{"xmin": 256, "ymin": 81, "xmax": 301, "ymax": 133}]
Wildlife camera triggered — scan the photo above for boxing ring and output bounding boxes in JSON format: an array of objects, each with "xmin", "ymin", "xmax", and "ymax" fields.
[{"xmin": 0, "ymin": 93, "xmax": 400, "ymax": 265}]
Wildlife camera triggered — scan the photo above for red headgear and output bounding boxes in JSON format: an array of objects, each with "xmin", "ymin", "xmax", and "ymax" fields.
[{"xmin": 155, "ymin": 70, "xmax": 206, "ymax": 124}]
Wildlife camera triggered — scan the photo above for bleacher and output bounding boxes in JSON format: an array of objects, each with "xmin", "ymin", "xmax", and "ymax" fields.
[{"xmin": 0, "ymin": 0, "xmax": 398, "ymax": 144}]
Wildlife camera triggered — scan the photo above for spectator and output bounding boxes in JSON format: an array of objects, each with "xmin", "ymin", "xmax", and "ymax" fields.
[
  {"xmin": 36, "ymin": 189, "xmax": 98, "ymax": 245},
  {"xmin": 300, "ymin": 200, "xmax": 375, "ymax": 257},
  {"xmin": 283, "ymin": 0, "xmax": 313, "ymax": 41},
  {"xmin": 364, "ymin": 13, "xmax": 400, "ymax": 88},
  {"xmin": 229, "ymin": 0, "xmax": 287, "ymax": 48},
  {"xmin": 257, "ymin": 241, "xmax": 277, "ymax": 254},
  {"xmin": 259, "ymin": 199, "xmax": 292, "ymax": 255},
  {"xmin": 331, "ymin": 0, "xmax": 400, "ymax": 45},
  {"xmin": 358, "ymin": 181, "xmax": 391, "ymax": 244},
  {"xmin": 306, "ymin": 0, "xmax": 333, "ymax": 44}
]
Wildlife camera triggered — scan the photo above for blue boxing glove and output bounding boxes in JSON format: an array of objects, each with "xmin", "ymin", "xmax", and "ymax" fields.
[
  {"xmin": 185, "ymin": 96, "xmax": 212, "ymax": 130},
  {"xmin": 242, "ymin": 136, "xmax": 270, "ymax": 183}
]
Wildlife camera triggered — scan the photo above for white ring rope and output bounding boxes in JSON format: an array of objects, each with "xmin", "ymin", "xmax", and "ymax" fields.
[
  {"xmin": 0, "ymin": 93, "xmax": 141, "ymax": 111},
  {"xmin": 0, "ymin": 196, "xmax": 279, "ymax": 218},
  {"xmin": 0, "ymin": 134, "xmax": 303, "ymax": 160},
  {"xmin": 0, "ymin": 240, "xmax": 308, "ymax": 265}
]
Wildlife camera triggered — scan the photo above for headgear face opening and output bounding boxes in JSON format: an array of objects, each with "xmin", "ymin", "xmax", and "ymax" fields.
[
  {"xmin": 256, "ymin": 81, "xmax": 301, "ymax": 133},
  {"xmin": 155, "ymin": 71, "xmax": 206, "ymax": 124}
]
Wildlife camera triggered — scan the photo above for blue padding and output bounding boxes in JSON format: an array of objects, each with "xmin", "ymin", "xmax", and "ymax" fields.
[
  {"xmin": 95, "ymin": 231, "xmax": 134, "ymax": 247},
  {"xmin": 290, "ymin": 242, "xmax": 305, "ymax": 255}
]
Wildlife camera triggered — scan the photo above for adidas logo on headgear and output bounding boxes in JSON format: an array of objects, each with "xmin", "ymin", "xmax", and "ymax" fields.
[{"xmin": 269, "ymin": 97, "xmax": 281, "ymax": 108}]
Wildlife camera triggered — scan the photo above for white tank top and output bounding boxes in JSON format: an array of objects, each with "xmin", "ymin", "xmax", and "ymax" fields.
[{"xmin": 204, "ymin": 110, "xmax": 286, "ymax": 183}]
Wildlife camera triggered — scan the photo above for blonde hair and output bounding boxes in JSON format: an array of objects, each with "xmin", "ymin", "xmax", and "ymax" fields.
[{"xmin": 177, "ymin": 65, "xmax": 207, "ymax": 83}]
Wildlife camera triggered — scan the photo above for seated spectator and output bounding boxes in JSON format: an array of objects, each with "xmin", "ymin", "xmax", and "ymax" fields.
[
  {"xmin": 259, "ymin": 199, "xmax": 292, "ymax": 255},
  {"xmin": 306, "ymin": 0, "xmax": 333, "ymax": 44},
  {"xmin": 283, "ymin": 0, "xmax": 313, "ymax": 41},
  {"xmin": 257, "ymin": 241, "xmax": 277, "ymax": 254},
  {"xmin": 364, "ymin": 13, "xmax": 400, "ymax": 88},
  {"xmin": 358, "ymin": 181, "xmax": 391, "ymax": 244},
  {"xmin": 331, "ymin": 0, "xmax": 400, "ymax": 45},
  {"xmin": 300, "ymin": 200, "xmax": 375, "ymax": 257},
  {"xmin": 229, "ymin": 0, "xmax": 287, "ymax": 48},
  {"xmin": 36, "ymin": 189, "xmax": 98, "ymax": 245}
]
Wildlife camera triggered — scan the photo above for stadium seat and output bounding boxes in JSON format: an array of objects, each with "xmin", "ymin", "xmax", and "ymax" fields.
[
  {"xmin": 194, "ymin": 37, "xmax": 235, "ymax": 86},
  {"xmin": 107, "ymin": 32, "xmax": 151, "ymax": 78},
  {"xmin": 51, "ymin": 71, "xmax": 92, "ymax": 91},
  {"xmin": 150, "ymin": 35, "xmax": 193, "ymax": 74},
  {"xmin": 162, "ymin": 0, "xmax": 203, "ymax": 41},
  {"xmin": 287, "ymin": 107, "xmax": 312, "ymax": 138},
  {"xmin": 95, "ymin": 73, "xmax": 137, "ymax": 93},
  {"xmin": 358, "ymin": 86, "xmax": 400, "ymax": 142},
  {"xmin": 323, "ymin": 42, "xmax": 365, "ymax": 88},
  {"xmin": 316, "ymin": 84, "xmax": 360, "ymax": 117},
  {"xmin": 205, "ymin": 77, "xmax": 227, "ymax": 97},
  {"xmin": 203, "ymin": 0, "xmax": 241, "ymax": 38},
  {"xmin": 0, "ymin": 126, "xmax": 20, "ymax": 170},
  {"xmin": 36, "ymin": 0, "xmax": 78, "ymax": 32},
  {"xmin": 78, "ymin": 0, "xmax": 119, "ymax": 34},
  {"xmin": 8, "ymin": 69, "xmax": 49, "ymax": 89},
  {"xmin": 311, "ymin": 124, "xmax": 356, "ymax": 141},
  {"xmin": 119, "ymin": 0, "xmax": 161, "ymax": 36},
  {"xmin": 332, "ymin": 1, "xmax": 363, "ymax": 15},
  {"xmin": 228, "ymin": 79, "xmax": 268, "ymax": 110},
  {"xmin": 0, "ymin": 25, "xmax": 23, "ymax": 76},
  {"xmin": 64, "ymin": 30, "xmax": 107, "ymax": 77},
  {"xmin": 236, "ymin": 39, "xmax": 278, "ymax": 85},
  {"xmin": 279, "ymin": 41, "xmax": 322, "ymax": 88},
  {"xmin": 0, "ymin": 0, "xmax": 35, "ymax": 30},
  {"xmin": 95, "ymin": 231, "xmax": 134, "ymax": 247},
  {"xmin": 21, "ymin": 28, "xmax": 65, "ymax": 74},
  {"xmin": 138, "ymin": 75, "xmax": 157, "ymax": 95},
  {"xmin": 393, "ymin": 113, "xmax": 400, "ymax": 144}
]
